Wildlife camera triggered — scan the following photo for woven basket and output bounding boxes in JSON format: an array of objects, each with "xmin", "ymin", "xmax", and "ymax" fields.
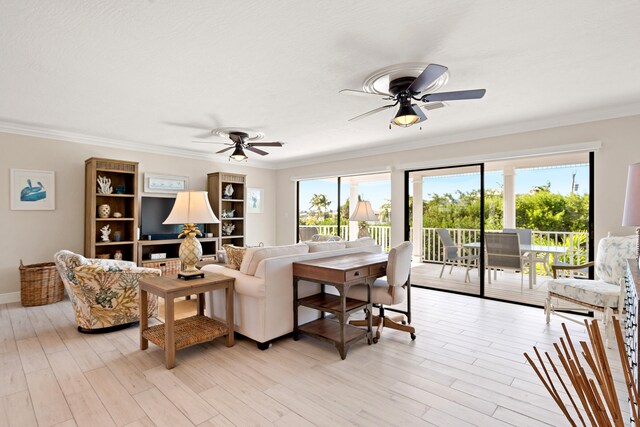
[
  {"xmin": 19, "ymin": 261, "xmax": 64, "ymax": 306},
  {"xmin": 144, "ymin": 259, "xmax": 181, "ymax": 276}
]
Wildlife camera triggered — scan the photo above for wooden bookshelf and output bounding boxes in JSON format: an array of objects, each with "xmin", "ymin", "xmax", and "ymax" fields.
[{"xmin": 84, "ymin": 158, "xmax": 138, "ymax": 262}]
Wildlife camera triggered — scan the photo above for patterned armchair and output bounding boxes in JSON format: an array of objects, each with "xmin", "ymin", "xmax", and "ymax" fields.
[
  {"xmin": 54, "ymin": 250, "xmax": 160, "ymax": 332},
  {"xmin": 545, "ymin": 235, "xmax": 637, "ymax": 345}
]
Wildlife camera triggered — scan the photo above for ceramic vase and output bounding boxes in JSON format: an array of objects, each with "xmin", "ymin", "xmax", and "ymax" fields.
[
  {"xmin": 98, "ymin": 204, "xmax": 111, "ymax": 218},
  {"xmin": 179, "ymin": 234, "xmax": 203, "ymax": 274}
]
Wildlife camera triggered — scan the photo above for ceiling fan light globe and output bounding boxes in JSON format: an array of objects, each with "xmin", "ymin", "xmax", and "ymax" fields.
[
  {"xmin": 392, "ymin": 104, "xmax": 419, "ymax": 127},
  {"xmin": 392, "ymin": 114, "xmax": 420, "ymax": 127},
  {"xmin": 229, "ymin": 146, "xmax": 248, "ymax": 161}
]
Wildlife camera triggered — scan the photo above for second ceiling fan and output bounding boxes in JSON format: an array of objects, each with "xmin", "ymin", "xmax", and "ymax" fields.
[
  {"xmin": 340, "ymin": 63, "xmax": 486, "ymax": 127},
  {"xmin": 195, "ymin": 131, "xmax": 283, "ymax": 161}
]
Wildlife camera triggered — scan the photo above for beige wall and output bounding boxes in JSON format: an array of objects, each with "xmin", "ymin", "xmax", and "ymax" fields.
[
  {"xmin": 0, "ymin": 133, "xmax": 277, "ymax": 298},
  {"xmin": 276, "ymin": 115, "xmax": 640, "ymax": 248}
]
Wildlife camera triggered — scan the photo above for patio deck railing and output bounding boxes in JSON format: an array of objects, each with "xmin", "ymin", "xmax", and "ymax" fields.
[
  {"xmin": 420, "ymin": 227, "xmax": 589, "ymax": 277},
  {"xmin": 300, "ymin": 225, "xmax": 589, "ymax": 277}
]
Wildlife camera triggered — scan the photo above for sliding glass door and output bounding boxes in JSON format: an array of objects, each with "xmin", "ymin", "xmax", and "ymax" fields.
[
  {"xmin": 406, "ymin": 152, "xmax": 593, "ymax": 308},
  {"xmin": 407, "ymin": 165, "xmax": 483, "ymax": 296}
]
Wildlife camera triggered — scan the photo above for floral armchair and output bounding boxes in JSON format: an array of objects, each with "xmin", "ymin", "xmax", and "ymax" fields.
[
  {"xmin": 54, "ymin": 250, "xmax": 160, "ymax": 332},
  {"xmin": 545, "ymin": 235, "xmax": 637, "ymax": 345}
]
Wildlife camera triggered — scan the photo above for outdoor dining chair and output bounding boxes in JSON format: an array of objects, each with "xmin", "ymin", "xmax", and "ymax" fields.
[
  {"xmin": 436, "ymin": 228, "xmax": 478, "ymax": 283},
  {"xmin": 485, "ymin": 232, "xmax": 525, "ymax": 292}
]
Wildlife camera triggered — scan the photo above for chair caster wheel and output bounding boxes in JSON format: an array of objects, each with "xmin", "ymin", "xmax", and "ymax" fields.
[
  {"xmin": 373, "ymin": 337, "xmax": 379, "ymax": 344},
  {"xmin": 410, "ymin": 333, "xmax": 416, "ymax": 341}
]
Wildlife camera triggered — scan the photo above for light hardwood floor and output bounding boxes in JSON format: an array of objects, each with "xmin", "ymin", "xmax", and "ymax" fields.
[{"xmin": 0, "ymin": 288, "xmax": 629, "ymax": 426}]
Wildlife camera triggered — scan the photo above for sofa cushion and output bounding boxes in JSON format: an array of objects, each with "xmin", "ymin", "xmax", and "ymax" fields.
[
  {"xmin": 306, "ymin": 241, "xmax": 347, "ymax": 252},
  {"xmin": 311, "ymin": 234, "xmax": 342, "ymax": 241},
  {"xmin": 223, "ymin": 244, "xmax": 246, "ymax": 270},
  {"xmin": 345, "ymin": 237, "xmax": 377, "ymax": 248},
  {"xmin": 548, "ymin": 278, "xmax": 620, "ymax": 307},
  {"xmin": 240, "ymin": 243, "xmax": 309, "ymax": 276}
]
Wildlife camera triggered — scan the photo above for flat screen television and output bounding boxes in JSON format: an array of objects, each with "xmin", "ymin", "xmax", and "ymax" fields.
[{"xmin": 140, "ymin": 196, "xmax": 204, "ymax": 240}]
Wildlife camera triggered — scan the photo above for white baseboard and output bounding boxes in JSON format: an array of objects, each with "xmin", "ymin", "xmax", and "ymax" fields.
[{"xmin": 0, "ymin": 292, "xmax": 20, "ymax": 304}]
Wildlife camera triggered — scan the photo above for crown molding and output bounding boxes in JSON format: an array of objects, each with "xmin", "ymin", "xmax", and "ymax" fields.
[
  {"xmin": 272, "ymin": 102, "xmax": 640, "ymax": 170},
  {"xmin": 2, "ymin": 99, "xmax": 640, "ymax": 172},
  {"xmin": 0, "ymin": 120, "xmax": 278, "ymax": 170}
]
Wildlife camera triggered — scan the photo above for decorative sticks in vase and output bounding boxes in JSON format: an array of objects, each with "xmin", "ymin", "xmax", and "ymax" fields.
[{"xmin": 525, "ymin": 319, "xmax": 639, "ymax": 426}]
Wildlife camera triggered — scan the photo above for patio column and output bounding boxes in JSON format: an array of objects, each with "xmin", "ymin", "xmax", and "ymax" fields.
[
  {"xmin": 503, "ymin": 166, "xmax": 516, "ymax": 228},
  {"xmin": 390, "ymin": 168, "xmax": 404, "ymax": 248},
  {"xmin": 349, "ymin": 182, "xmax": 359, "ymax": 241},
  {"xmin": 412, "ymin": 177, "xmax": 423, "ymax": 261}
]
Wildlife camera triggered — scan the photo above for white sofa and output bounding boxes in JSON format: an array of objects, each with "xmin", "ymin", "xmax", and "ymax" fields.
[{"xmin": 201, "ymin": 238, "xmax": 381, "ymax": 349}]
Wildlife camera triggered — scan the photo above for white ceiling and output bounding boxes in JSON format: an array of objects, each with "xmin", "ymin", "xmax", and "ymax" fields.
[{"xmin": 2, "ymin": 1, "xmax": 640, "ymax": 168}]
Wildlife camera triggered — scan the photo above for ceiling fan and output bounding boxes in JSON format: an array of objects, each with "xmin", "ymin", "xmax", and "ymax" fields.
[
  {"xmin": 340, "ymin": 63, "xmax": 486, "ymax": 127},
  {"xmin": 195, "ymin": 131, "xmax": 283, "ymax": 161}
]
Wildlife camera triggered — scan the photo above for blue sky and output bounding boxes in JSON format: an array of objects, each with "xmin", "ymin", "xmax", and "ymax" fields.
[{"xmin": 299, "ymin": 163, "xmax": 589, "ymax": 212}]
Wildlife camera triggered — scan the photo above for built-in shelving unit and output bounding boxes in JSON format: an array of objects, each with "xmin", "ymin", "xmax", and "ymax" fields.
[
  {"xmin": 84, "ymin": 158, "xmax": 139, "ymax": 262},
  {"xmin": 207, "ymin": 172, "xmax": 245, "ymax": 248}
]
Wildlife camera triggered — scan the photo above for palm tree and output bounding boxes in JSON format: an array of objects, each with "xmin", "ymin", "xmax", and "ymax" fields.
[
  {"xmin": 309, "ymin": 193, "xmax": 331, "ymax": 220},
  {"xmin": 379, "ymin": 199, "xmax": 391, "ymax": 223}
]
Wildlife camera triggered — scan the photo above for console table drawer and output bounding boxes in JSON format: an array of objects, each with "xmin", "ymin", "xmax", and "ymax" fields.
[
  {"xmin": 369, "ymin": 263, "xmax": 386, "ymax": 276},
  {"xmin": 346, "ymin": 267, "xmax": 368, "ymax": 281}
]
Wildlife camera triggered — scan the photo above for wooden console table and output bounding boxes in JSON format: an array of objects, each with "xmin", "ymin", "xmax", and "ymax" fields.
[
  {"xmin": 139, "ymin": 272, "xmax": 234, "ymax": 369},
  {"xmin": 292, "ymin": 252, "xmax": 388, "ymax": 359}
]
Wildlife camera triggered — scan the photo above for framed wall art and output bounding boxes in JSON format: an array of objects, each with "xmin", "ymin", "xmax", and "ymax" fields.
[
  {"xmin": 247, "ymin": 187, "xmax": 264, "ymax": 213},
  {"xmin": 143, "ymin": 173, "xmax": 189, "ymax": 194},
  {"xmin": 10, "ymin": 169, "xmax": 56, "ymax": 210}
]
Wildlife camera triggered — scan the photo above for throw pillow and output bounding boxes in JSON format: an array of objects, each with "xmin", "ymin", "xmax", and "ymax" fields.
[
  {"xmin": 223, "ymin": 244, "xmax": 246, "ymax": 270},
  {"xmin": 311, "ymin": 234, "xmax": 342, "ymax": 242},
  {"xmin": 306, "ymin": 241, "xmax": 347, "ymax": 252},
  {"xmin": 345, "ymin": 237, "xmax": 377, "ymax": 248}
]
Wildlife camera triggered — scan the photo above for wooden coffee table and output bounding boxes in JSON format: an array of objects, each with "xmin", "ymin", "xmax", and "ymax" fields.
[{"xmin": 138, "ymin": 272, "xmax": 234, "ymax": 369}]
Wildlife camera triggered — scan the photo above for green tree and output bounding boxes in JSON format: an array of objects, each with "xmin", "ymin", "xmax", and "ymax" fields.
[
  {"xmin": 309, "ymin": 193, "xmax": 331, "ymax": 220},
  {"xmin": 379, "ymin": 199, "xmax": 391, "ymax": 224}
]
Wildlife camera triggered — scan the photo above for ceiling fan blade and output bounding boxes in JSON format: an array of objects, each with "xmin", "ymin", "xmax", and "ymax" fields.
[
  {"xmin": 420, "ymin": 101, "xmax": 446, "ymax": 111},
  {"xmin": 216, "ymin": 146, "xmax": 235, "ymax": 154},
  {"xmin": 245, "ymin": 146, "xmax": 269, "ymax": 156},
  {"xmin": 339, "ymin": 89, "xmax": 388, "ymax": 99},
  {"xmin": 407, "ymin": 64, "xmax": 448, "ymax": 94},
  {"xmin": 248, "ymin": 142, "xmax": 283, "ymax": 147},
  {"xmin": 413, "ymin": 104, "xmax": 427, "ymax": 122},
  {"xmin": 348, "ymin": 104, "xmax": 396, "ymax": 122},
  {"xmin": 421, "ymin": 89, "xmax": 486, "ymax": 103}
]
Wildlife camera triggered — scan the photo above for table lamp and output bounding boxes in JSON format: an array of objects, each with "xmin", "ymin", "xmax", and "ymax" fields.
[
  {"xmin": 163, "ymin": 191, "xmax": 219, "ymax": 280},
  {"xmin": 623, "ymin": 162, "xmax": 640, "ymax": 264},
  {"xmin": 349, "ymin": 200, "xmax": 378, "ymax": 238}
]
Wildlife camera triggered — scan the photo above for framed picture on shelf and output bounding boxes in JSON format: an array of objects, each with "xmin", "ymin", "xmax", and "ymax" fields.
[
  {"xmin": 247, "ymin": 187, "xmax": 264, "ymax": 213},
  {"xmin": 143, "ymin": 173, "xmax": 189, "ymax": 194},
  {"xmin": 10, "ymin": 169, "xmax": 56, "ymax": 210}
]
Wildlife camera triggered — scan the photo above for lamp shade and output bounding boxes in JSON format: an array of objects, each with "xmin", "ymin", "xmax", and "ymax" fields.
[
  {"xmin": 349, "ymin": 200, "xmax": 378, "ymax": 222},
  {"xmin": 623, "ymin": 162, "xmax": 640, "ymax": 226},
  {"xmin": 163, "ymin": 191, "xmax": 219, "ymax": 225}
]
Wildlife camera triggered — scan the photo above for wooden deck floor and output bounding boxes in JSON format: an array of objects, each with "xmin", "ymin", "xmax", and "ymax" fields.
[{"xmin": 412, "ymin": 262, "xmax": 564, "ymax": 307}]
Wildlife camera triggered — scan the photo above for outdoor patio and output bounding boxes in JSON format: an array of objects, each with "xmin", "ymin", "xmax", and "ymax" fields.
[{"xmin": 411, "ymin": 261, "xmax": 553, "ymax": 306}]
